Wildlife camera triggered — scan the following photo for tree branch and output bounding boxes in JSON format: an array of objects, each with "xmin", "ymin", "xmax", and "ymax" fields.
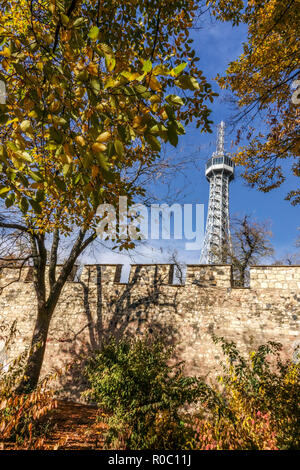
[
  {"xmin": 78, "ymin": 231, "xmax": 98, "ymax": 255},
  {"xmin": 150, "ymin": 5, "xmax": 161, "ymax": 61},
  {"xmin": 0, "ymin": 219, "xmax": 30, "ymax": 233},
  {"xmin": 52, "ymin": 0, "xmax": 78, "ymax": 53}
]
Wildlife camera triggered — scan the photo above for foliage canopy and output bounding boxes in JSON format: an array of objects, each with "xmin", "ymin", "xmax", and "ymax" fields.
[
  {"xmin": 0, "ymin": 0, "xmax": 216, "ymax": 237},
  {"xmin": 208, "ymin": 0, "xmax": 300, "ymax": 204}
]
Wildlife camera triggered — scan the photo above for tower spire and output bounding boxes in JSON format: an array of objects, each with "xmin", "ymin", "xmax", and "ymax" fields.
[
  {"xmin": 216, "ymin": 120, "xmax": 226, "ymax": 155},
  {"xmin": 200, "ymin": 121, "xmax": 234, "ymax": 265}
]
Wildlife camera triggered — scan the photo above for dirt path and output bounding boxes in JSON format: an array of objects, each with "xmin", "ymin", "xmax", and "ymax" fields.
[
  {"xmin": 41, "ymin": 400, "xmax": 106, "ymax": 450},
  {"xmin": 0, "ymin": 400, "xmax": 108, "ymax": 450}
]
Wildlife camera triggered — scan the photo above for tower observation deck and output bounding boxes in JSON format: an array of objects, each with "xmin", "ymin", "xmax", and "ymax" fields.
[{"xmin": 200, "ymin": 121, "xmax": 234, "ymax": 264}]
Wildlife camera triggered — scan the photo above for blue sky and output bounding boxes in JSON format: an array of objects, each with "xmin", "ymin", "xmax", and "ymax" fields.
[{"xmin": 83, "ymin": 16, "xmax": 299, "ymax": 270}]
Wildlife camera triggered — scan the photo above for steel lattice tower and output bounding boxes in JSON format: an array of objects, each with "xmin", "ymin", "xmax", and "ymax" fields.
[{"xmin": 200, "ymin": 121, "xmax": 235, "ymax": 264}]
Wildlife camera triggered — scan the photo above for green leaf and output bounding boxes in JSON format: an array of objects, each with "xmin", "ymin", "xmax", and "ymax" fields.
[
  {"xmin": 88, "ymin": 26, "xmax": 99, "ymax": 40},
  {"xmin": 76, "ymin": 69, "xmax": 89, "ymax": 82},
  {"xmin": 167, "ymin": 122, "xmax": 178, "ymax": 147},
  {"xmin": 0, "ymin": 144, "xmax": 7, "ymax": 162},
  {"xmin": 105, "ymin": 55, "xmax": 116, "ymax": 72},
  {"xmin": 73, "ymin": 17, "xmax": 86, "ymax": 28},
  {"xmin": 0, "ymin": 187, "xmax": 10, "ymax": 196},
  {"xmin": 20, "ymin": 196, "xmax": 28, "ymax": 214},
  {"xmin": 55, "ymin": 0, "xmax": 65, "ymax": 12},
  {"xmin": 133, "ymin": 84, "xmax": 151, "ymax": 99},
  {"xmin": 5, "ymin": 192, "xmax": 15, "ymax": 208},
  {"xmin": 74, "ymin": 174, "xmax": 81, "ymax": 184},
  {"xmin": 189, "ymin": 76, "xmax": 200, "ymax": 90},
  {"xmin": 29, "ymin": 199, "xmax": 42, "ymax": 214},
  {"xmin": 90, "ymin": 79, "xmax": 101, "ymax": 93},
  {"xmin": 36, "ymin": 189, "xmax": 45, "ymax": 203},
  {"xmin": 145, "ymin": 134, "xmax": 161, "ymax": 152},
  {"xmin": 106, "ymin": 142, "xmax": 115, "ymax": 158},
  {"xmin": 55, "ymin": 145, "xmax": 63, "ymax": 157},
  {"xmin": 117, "ymin": 124, "xmax": 128, "ymax": 143},
  {"xmin": 175, "ymin": 121, "xmax": 185, "ymax": 135},
  {"xmin": 153, "ymin": 64, "xmax": 170, "ymax": 76},
  {"xmin": 0, "ymin": 113, "xmax": 9, "ymax": 125},
  {"xmin": 164, "ymin": 104, "xmax": 175, "ymax": 120},
  {"xmin": 52, "ymin": 116, "xmax": 67, "ymax": 126},
  {"xmin": 142, "ymin": 60, "xmax": 152, "ymax": 73},
  {"xmin": 104, "ymin": 77, "xmax": 120, "ymax": 89},
  {"xmin": 14, "ymin": 63, "xmax": 25, "ymax": 75},
  {"xmin": 50, "ymin": 127, "xmax": 64, "ymax": 144},
  {"xmin": 121, "ymin": 70, "xmax": 143, "ymax": 82},
  {"xmin": 54, "ymin": 176, "xmax": 66, "ymax": 191},
  {"xmin": 17, "ymin": 151, "xmax": 32, "ymax": 163},
  {"xmin": 62, "ymin": 163, "xmax": 71, "ymax": 176},
  {"xmin": 149, "ymin": 123, "xmax": 167, "ymax": 134},
  {"xmin": 166, "ymin": 120, "xmax": 185, "ymax": 138},
  {"xmin": 28, "ymin": 170, "xmax": 43, "ymax": 182},
  {"xmin": 61, "ymin": 14, "xmax": 70, "ymax": 26},
  {"xmin": 170, "ymin": 62, "xmax": 187, "ymax": 77},
  {"xmin": 165, "ymin": 95, "xmax": 184, "ymax": 107},
  {"xmin": 176, "ymin": 74, "xmax": 200, "ymax": 91},
  {"xmin": 114, "ymin": 139, "xmax": 124, "ymax": 156},
  {"xmin": 98, "ymin": 43, "xmax": 113, "ymax": 55},
  {"xmin": 101, "ymin": 168, "xmax": 116, "ymax": 183},
  {"xmin": 95, "ymin": 152, "xmax": 109, "ymax": 170}
]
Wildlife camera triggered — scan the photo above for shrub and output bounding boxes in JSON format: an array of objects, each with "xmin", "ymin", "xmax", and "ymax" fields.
[
  {"xmin": 188, "ymin": 337, "xmax": 300, "ymax": 450},
  {"xmin": 83, "ymin": 336, "xmax": 208, "ymax": 449},
  {"xmin": 0, "ymin": 342, "xmax": 58, "ymax": 449}
]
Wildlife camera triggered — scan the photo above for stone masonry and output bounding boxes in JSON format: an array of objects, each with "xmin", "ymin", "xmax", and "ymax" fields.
[{"xmin": 0, "ymin": 264, "xmax": 299, "ymax": 396}]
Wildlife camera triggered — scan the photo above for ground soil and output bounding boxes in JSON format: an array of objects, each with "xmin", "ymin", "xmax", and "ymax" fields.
[
  {"xmin": 45, "ymin": 400, "xmax": 106, "ymax": 450},
  {"xmin": 1, "ymin": 400, "xmax": 107, "ymax": 450}
]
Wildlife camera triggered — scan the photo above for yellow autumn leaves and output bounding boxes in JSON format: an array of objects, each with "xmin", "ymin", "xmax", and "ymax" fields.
[
  {"xmin": 75, "ymin": 131, "xmax": 111, "ymax": 154},
  {"xmin": 209, "ymin": 0, "xmax": 300, "ymax": 204}
]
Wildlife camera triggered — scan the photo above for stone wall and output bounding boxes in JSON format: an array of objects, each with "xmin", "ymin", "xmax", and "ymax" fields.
[{"xmin": 0, "ymin": 264, "xmax": 299, "ymax": 397}]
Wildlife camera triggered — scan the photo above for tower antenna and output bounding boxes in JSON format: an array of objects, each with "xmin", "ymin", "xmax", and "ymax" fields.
[{"xmin": 216, "ymin": 120, "xmax": 226, "ymax": 155}]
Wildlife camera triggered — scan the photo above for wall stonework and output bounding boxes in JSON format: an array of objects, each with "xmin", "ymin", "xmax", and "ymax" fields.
[{"xmin": 0, "ymin": 264, "xmax": 299, "ymax": 396}]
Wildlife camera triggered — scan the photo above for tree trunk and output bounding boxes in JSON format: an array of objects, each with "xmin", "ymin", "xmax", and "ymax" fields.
[
  {"xmin": 15, "ymin": 229, "xmax": 94, "ymax": 392},
  {"xmin": 16, "ymin": 304, "xmax": 52, "ymax": 393},
  {"xmin": 239, "ymin": 269, "xmax": 245, "ymax": 287}
]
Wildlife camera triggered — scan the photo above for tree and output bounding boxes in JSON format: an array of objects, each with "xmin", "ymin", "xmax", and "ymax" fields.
[
  {"xmin": 272, "ymin": 252, "xmax": 300, "ymax": 266},
  {"xmin": 223, "ymin": 215, "xmax": 274, "ymax": 286},
  {"xmin": 208, "ymin": 0, "xmax": 300, "ymax": 204},
  {"xmin": 272, "ymin": 228, "xmax": 300, "ymax": 265},
  {"xmin": 296, "ymin": 228, "xmax": 300, "ymax": 249},
  {"xmin": 0, "ymin": 1, "xmax": 216, "ymax": 391}
]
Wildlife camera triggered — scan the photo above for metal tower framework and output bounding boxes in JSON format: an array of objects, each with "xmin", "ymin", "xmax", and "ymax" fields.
[{"xmin": 200, "ymin": 121, "xmax": 235, "ymax": 264}]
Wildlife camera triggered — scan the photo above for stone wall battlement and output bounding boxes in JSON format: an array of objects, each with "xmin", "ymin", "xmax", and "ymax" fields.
[
  {"xmin": 0, "ymin": 263, "xmax": 299, "ymax": 398},
  {"xmin": 1, "ymin": 264, "xmax": 300, "ymax": 289}
]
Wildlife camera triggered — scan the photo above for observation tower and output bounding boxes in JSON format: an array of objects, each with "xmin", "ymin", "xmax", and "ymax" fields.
[{"xmin": 200, "ymin": 121, "xmax": 234, "ymax": 264}]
